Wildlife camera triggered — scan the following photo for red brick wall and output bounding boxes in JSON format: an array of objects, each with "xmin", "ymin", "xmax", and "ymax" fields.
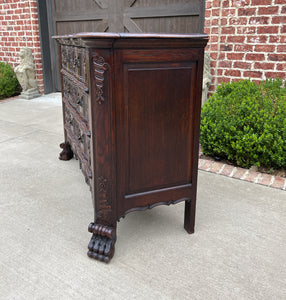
[
  {"xmin": 0, "ymin": 0, "xmax": 44, "ymax": 93},
  {"xmin": 1, "ymin": 1, "xmax": 285, "ymax": 96},
  {"xmin": 205, "ymin": 0, "xmax": 286, "ymax": 94}
]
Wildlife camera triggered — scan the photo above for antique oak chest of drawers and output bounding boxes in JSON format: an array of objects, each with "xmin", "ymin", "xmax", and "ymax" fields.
[{"xmin": 54, "ymin": 32, "xmax": 208, "ymax": 262}]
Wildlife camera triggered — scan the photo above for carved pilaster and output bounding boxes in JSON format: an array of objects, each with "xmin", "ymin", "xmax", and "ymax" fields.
[{"xmin": 90, "ymin": 49, "xmax": 116, "ymax": 263}]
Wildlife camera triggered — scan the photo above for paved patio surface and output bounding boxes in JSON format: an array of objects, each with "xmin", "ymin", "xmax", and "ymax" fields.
[{"xmin": 0, "ymin": 94, "xmax": 285, "ymax": 300}]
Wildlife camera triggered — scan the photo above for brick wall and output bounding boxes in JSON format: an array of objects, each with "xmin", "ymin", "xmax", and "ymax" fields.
[
  {"xmin": 0, "ymin": 0, "xmax": 43, "ymax": 93},
  {"xmin": 1, "ymin": 1, "xmax": 285, "ymax": 96},
  {"xmin": 205, "ymin": 0, "xmax": 286, "ymax": 94}
]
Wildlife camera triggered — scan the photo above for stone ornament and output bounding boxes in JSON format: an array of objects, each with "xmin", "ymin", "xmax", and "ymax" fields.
[
  {"xmin": 15, "ymin": 47, "xmax": 41, "ymax": 100},
  {"xmin": 202, "ymin": 52, "xmax": 212, "ymax": 105}
]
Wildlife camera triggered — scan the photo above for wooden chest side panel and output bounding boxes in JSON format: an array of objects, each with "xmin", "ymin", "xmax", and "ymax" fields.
[
  {"xmin": 115, "ymin": 48, "xmax": 200, "ymax": 215},
  {"xmin": 126, "ymin": 64, "xmax": 196, "ymax": 194}
]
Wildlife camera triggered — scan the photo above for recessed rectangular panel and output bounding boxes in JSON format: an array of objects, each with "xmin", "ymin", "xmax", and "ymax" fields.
[
  {"xmin": 132, "ymin": 16, "xmax": 201, "ymax": 34},
  {"xmin": 56, "ymin": 20, "xmax": 107, "ymax": 35},
  {"xmin": 125, "ymin": 64, "xmax": 196, "ymax": 194},
  {"xmin": 54, "ymin": 0, "xmax": 102, "ymax": 12}
]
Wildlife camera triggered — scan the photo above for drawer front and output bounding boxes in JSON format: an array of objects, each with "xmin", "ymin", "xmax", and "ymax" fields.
[
  {"xmin": 60, "ymin": 42, "xmax": 92, "ymax": 185},
  {"xmin": 61, "ymin": 45, "xmax": 88, "ymax": 85},
  {"xmin": 62, "ymin": 74, "xmax": 89, "ymax": 123},
  {"xmin": 64, "ymin": 106, "xmax": 92, "ymax": 186}
]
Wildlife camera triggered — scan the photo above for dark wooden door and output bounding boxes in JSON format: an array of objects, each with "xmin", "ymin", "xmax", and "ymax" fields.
[
  {"xmin": 47, "ymin": 0, "xmax": 205, "ymax": 91},
  {"xmin": 51, "ymin": 0, "xmax": 204, "ymax": 34}
]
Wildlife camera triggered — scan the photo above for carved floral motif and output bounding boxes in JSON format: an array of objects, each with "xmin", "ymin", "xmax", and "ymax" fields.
[
  {"xmin": 61, "ymin": 45, "xmax": 88, "ymax": 85},
  {"xmin": 98, "ymin": 176, "xmax": 108, "ymax": 192},
  {"xmin": 96, "ymin": 176, "xmax": 112, "ymax": 219},
  {"xmin": 93, "ymin": 53, "xmax": 110, "ymax": 104}
]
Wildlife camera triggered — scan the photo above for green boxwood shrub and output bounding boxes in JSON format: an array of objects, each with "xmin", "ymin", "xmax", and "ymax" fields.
[
  {"xmin": 0, "ymin": 62, "xmax": 20, "ymax": 99},
  {"xmin": 200, "ymin": 78, "xmax": 286, "ymax": 169}
]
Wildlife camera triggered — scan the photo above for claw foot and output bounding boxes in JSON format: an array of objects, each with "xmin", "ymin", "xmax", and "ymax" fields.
[
  {"xmin": 87, "ymin": 222, "xmax": 116, "ymax": 263},
  {"xmin": 59, "ymin": 142, "xmax": 73, "ymax": 160}
]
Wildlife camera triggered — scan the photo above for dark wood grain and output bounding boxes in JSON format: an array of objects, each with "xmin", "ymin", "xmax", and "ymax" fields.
[
  {"xmin": 55, "ymin": 33, "xmax": 208, "ymax": 263},
  {"xmin": 126, "ymin": 65, "xmax": 194, "ymax": 193}
]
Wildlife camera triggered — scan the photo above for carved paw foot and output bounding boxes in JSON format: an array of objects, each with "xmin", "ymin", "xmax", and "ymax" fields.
[
  {"xmin": 87, "ymin": 222, "xmax": 116, "ymax": 263},
  {"xmin": 59, "ymin": 142, "xmax": 73, "ymax": 160}
]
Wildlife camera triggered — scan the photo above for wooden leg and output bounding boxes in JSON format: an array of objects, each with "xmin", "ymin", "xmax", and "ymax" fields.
[
  {"xmin": 59, "ymin": 142, "xmax": 73, "ymax": 160},
  {"xmin": 87, "ymin": 222, "xmax": 117, "ymax": 263},
  {"xmin": 184, "ymin": 199, "xmax": 196, "ymax": 234}
]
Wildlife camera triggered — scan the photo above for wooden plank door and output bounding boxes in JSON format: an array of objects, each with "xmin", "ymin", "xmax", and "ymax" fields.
[{"xmin": 123, "ymin": 0, "xmax": 204, "ymax": 33}]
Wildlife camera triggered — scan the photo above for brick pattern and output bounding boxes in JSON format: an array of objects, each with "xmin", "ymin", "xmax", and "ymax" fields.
[
  {"xmin": 0, "ymin": 0, "xmax": 43, "ymax": 93},
  {"xmin": 1, "ymin": 1, "xmax": 285, "ymax": 95},
  {"xmin": 199, "ymin": 146, "xmax": 286, "ymax": 191},
  {"xmin": 199, "ymin": 159, "xmax": 286, "ymax": 190},
  {"xmin": 205, "ymin": 0, "xmax": 286, "ymax": 93}
]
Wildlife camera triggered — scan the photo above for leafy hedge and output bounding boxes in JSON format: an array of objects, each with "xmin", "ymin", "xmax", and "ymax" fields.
[
  {"xmin": 0, "ymin": 62, "xmax": 20, "ymax": 99},
  {"xmin": 200, "ymin": 78, "xmax": 286, "ymax": 168}
]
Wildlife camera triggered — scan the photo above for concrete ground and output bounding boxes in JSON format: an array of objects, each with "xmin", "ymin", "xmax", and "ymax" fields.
[{"xmin": 0, "ymin": 94, "xmax": 285, "ymax": 300}]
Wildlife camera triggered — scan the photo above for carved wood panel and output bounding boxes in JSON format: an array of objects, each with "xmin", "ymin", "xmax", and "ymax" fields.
[
  {"xmin": 62, "ymin": 74, "xmax": 89, "ymax": 122},
  {"xmin": 63, "ymin": 104, "xmax": 92, "ymax": 186},
  {"xmin": 64, "ymin": 103, "xmax": 92, "ymax": 185},
  {"xmin": 61, "ymin": 66, "xmax": 92, "ymax": 186}
]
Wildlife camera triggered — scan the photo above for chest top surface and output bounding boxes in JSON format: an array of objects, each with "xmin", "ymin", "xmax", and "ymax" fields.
[{"xmin": 53, "ymin": 32, "xmax": 208, "ymax": 49}]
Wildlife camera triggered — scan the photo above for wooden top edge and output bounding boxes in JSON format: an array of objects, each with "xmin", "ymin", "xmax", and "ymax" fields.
[{"xmin": 52, "ymin": 32, "xmax": 208, "ymax": 40}]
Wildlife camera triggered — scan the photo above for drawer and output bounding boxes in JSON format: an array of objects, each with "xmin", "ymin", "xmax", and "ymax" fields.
[
  {"xmin": 61, "ymin": 45, "xmax": 88, "ymax": 85},
  {"xmin": 64, "ymin": 107, "xmax": 92, "ymax": 185},
  {"xmin": 62, "ymin": 75, "xmax": 89, "ymax": 123}
]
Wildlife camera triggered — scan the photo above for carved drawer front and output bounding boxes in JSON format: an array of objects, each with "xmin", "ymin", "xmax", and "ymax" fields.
[
  {"xmin": 61, "ymin": 45, "xmax": 88, "ymax": 85},
  {"xmin": 64, "ymin": 107, "xmax": 92, "ymax": 185},
  {"xmin": 62, "ymin": 75, "xmax": 89, "ymax": 123}
]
